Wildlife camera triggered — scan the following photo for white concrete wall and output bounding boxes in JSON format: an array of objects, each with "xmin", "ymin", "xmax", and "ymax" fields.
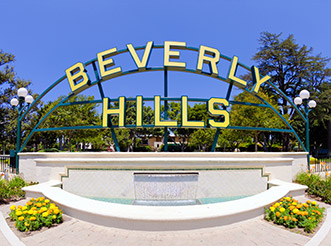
[{"xmin": 18, "ymin": 152, "xmax": 308, "ymax": 184}]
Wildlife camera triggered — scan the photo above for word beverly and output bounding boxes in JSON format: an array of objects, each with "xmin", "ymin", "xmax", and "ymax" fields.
[{"xmin": 65, "ymin": 41, "xmax": 271, "ymax": 128}]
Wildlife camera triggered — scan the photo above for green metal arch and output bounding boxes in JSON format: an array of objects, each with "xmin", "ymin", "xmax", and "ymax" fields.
[{"xmin": 19, "ymin": 44, "xmax": 307, "ymax": 152}]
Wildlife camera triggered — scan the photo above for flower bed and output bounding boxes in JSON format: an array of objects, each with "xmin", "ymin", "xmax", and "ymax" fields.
[
  {"xmin": 9, "ymin": 197, "xmax": 63, "ymax": 231},
  {"xmin": 265, "ymin": 196, "xmax": 325, "ymax": 233}
]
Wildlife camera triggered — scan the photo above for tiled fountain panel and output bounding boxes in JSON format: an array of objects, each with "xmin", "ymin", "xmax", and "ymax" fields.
[
  {"xmin": 134, "ymin": 173, "xmax": 198, "ymax": 201},
  {"xmin": 62, "ymin": 170, "xmax": 134, "ymax": 198},
  {"xmin": 62, "ymin": 168, "xmax": 267, "ymax": 200}
]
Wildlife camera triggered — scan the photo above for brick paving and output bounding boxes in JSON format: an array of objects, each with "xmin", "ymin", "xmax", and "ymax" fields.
[{"xmin": 0, "ymin": 198, "xmax": 330, "ymax": 246}]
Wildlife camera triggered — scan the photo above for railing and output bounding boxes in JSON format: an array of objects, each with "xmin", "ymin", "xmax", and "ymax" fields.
[
  {"xmin": 310, "ymin": 157, "xmax": 331, "ymax": 173},
  {"xmin": 0, "ymin": 155, "xmax": 14, "ymax": 173}
]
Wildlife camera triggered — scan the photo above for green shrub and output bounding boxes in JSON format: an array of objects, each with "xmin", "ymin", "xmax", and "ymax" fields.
[
  {"xmin": 295, "ymin": 172, "xmax": 331, "ymax": 204},
  {"xmin": 0, "ymin": 176, "xmax": 28, "ymax": 203},
  {"xmin": 38, "ymin": 148, "xmax": 59, "ymax": 152},
  {"xmin": 133, "ymin": 146, "xmax": 153, "ymax": 152}
]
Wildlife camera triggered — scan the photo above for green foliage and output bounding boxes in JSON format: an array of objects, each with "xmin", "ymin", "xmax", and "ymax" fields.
[
  {"xmin": 0, "ymin": 176, "xmax": 28, "ymax": 202},
  {"xmin": 218, "ymin": 90, "xmax": 284, "ymax": 152},
  {"xmin": 133, "ymin": 146, "xmax": 153, "ymax": 152},
  {"xmin": 309, "ymin": 82, "xmax": 331, "ymax": 152},
  {"xmin": 252, "ymin": 32, "xmax": 330, "ymax": 151},
  {"xmin": 0, "ymin": 50, "xmax": 40, "ymax": 153},
  {"xmin": 295, "ymin": 172, "xmax": 331, "ymax": 204},
  {"xmin": 38, "ymin": 148, "xmax": 59, "ymax": 152}
]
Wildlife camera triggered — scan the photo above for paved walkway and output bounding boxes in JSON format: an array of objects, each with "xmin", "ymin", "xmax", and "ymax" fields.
[{"xmin": 0, "ymin": 197, "xmax": 330, "ymax": 246}]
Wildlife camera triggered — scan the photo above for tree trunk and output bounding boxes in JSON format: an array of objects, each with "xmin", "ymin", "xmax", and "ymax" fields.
[
  {"xmin": 282, "ymin": 133, "xmax": 290, "ymax": 152},
  {"xmin": 68, "ymin": 133, "xmax": 72, "ymax": 152},
  {"xmin": 254, "ymin": 132, "xmax": 259, "ymax": 152}
]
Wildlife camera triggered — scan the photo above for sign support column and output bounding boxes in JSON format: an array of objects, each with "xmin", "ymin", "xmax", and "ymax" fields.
[{"xmin": 164, "ymin": 68, "xmax": 168, "ymax": 152}]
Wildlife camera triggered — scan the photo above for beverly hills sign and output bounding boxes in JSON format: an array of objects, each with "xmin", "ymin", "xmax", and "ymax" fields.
[{"xmin": 65, "ymin": 41, "xmax": 270, "ymax": 129}]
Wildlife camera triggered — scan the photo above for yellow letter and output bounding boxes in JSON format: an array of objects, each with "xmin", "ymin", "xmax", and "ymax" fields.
[
  {"xmin": 208, "ymin": 98, "xmax": 230, "ymax": 128},
  {"xmin": 181, "ymin": 96, "xmax": 204, "ymax": 128},
  {"xmin": 97, "ymin": 48, "xmax": 122, "ymax": 80},
  {"xmin": 102, "ymin": 97, "xmax": 126, "ymax": 127},
  {"xmin": 154, "ymin": 96, "xmax": 177, "ymax": 127},
  {"xmin": 65, "ymin": 62, "xmax": 90, "ymax": 93},
  {"xmin": 251, "ymin": 66, "xmax": 270, "ymax": 94},
  {"xmin": 196, "ymin": 45, "xmax": 220, "ymax": 76},
  {"xmin": 127, "ymin": 41, "xmax": 153, "ymax": 71},
  {"xmin": 136, "ymin": 96, "xmax": 143, "ymax": 127},
  {"xmin": 164, "ymin": 41, "xmax": 186, "ymax": 70},
  {"xmin": 227, "ymin": 56, "xmax": 247, "ymax": 88}
]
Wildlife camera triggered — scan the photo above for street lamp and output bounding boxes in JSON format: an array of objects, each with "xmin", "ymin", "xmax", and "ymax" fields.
[
  {"xmin": 294, "ymin": 89, "xmax": 317, "ymax": 172},
  {"xmin": 10, "ymin": 87, "xmax": 34, "ymax": 174}
]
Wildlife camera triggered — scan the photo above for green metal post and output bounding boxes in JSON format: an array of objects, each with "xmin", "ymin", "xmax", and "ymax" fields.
[
  {"xmin": 164, "ymin": 68, "xmax": 168, "ymax": 152},
  {"xmin": 211, "ymin": 81, "xmax": 233, "ymax": 152},
  {"xmin": 15, "ymin": 99, "xmax": 24, "ymax": 174},
  {"xmin": 304, "ymin": 101, "xmax": 310, "ymax": 172}
]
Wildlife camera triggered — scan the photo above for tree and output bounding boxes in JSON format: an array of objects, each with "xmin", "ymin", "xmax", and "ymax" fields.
[
  {"xmin": 252, "ymin": 32, "xmax": 330, "ymax": 150},
  {"xmin": 39, "ymin": 95, "xmax": 100, "ymax": 151},
  {"xmin": 310, "ymin": 82, "xmax": 331, "ymax": 155},
  {"xmin": 223, "ymin": 90, "xmax": 285, "ymax": 152},
  {"xmin": 0, "ymin": 50, "xmax": 39, "ymax": 153}
]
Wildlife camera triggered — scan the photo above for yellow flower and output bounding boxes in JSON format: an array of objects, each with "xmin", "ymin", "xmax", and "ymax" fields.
[
  {"xmin": 17, "ymin": 205, "xmax": 22, "ymax": 209},
  {"xmin": 10, "ymin": 205, "xmax": 16, "ymax": 210},
  {"xmin": 285, "ymin": 197, "xmax": 291, "ymax": 202},
  {"xmin": 41, "ymin": 207, "xmax": 47, "ymax": 212},
  {"xmin": 42, "ymin": 212, "xmax": 49, "ymax": 217},
  {"xmin": 39, "ymin": 197, "xmax": 45, "ymax": 201},
  {"xmin": 36, "ymin": 203, "xmax": 42, "ymax": 208},
  {"xmin": 28, "ymin": 210, "xmax": 33, "ymax": 215},
  {"xmin": 307, "ymin": 200, "xmax": 311, "ymax": 204},
  {"xmin": 45, "ymin": 199, "xmax": 50, "ymax": 203},
  {"xmin": 52, "ymin": 215, "xmax": 56, "ymax": 219},
  {"xmin": 312, "ymin": 201, "xmax": 317, "ymax": 205},
  {"xmin": 303, "ymin": 203, "xmax": 308, "ymax": 208},
  {"xmin": 30, "ymin": 216, "xmax": 36, "ymax": 221},
  {"xmin": 296, "ymin": 204, "xmax": 302, "ymax": 209},
  {"xmin": 292, "ymin": 202, "xmax": 297, "ymax": 206},
  {"xmin": 279, "ymin": 207, "xmax": 285, "ymax": 213},
  {"xmin": 54, "ymin": 209, "xmax": 60, "ymax": 215},
  {"xmin": 30, "ymin": 198, "xmax": 34, "ymax": 201},
  {"xmin": 18, "ymin": 216, "xmax": 24, "ymax": 221},
  {"xmin": 15, "ymin": 211, "xmax": 22, "ymax": 216},
  {"xmin": 293, "ymin": 209, "xmax": 299, "ymax": 214},
  {"xmin": 33, "ymin": 211, "xmax": 38, "ymax": 215},
  {"xmin": 22, "ymin": 206, "xmax": 27, "ymax": 211},
  {"xmin": 31, "ymin": 207, "xmax": 37, "ymax": 211},
  {"xmin": 270, "ymin": 206, "xmax": 275, "ymax": 212},
  {"xmin": 23, "ymin": 211, "xmax": 28, "ymax": 215},
  {"xmin": 24, "ymin": 222, "xmax": 30, "ymax": 227}
]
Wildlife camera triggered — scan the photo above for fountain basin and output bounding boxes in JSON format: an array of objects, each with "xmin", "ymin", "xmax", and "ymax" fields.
[{"xmin": 22, "ymin": 179, "xmax": 307, "ymax": 231}]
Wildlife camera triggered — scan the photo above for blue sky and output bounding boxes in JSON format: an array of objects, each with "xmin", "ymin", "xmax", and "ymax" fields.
[{"xmin": 1, "ymin": 0, "xmax": 330, "ymax": 104}]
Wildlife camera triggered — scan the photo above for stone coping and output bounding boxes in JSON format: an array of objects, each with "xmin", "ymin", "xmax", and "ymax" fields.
[
  {"xmin": 33, "ymin": 157, "xmax": 293, "ymax": 164},
  {"xmin": 19, "ymin": 152, "xmax": 308, "ymax": 158},
  {"xmin": 22, "ymin": 179, "xmax": 307, "ymax": 231}
]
